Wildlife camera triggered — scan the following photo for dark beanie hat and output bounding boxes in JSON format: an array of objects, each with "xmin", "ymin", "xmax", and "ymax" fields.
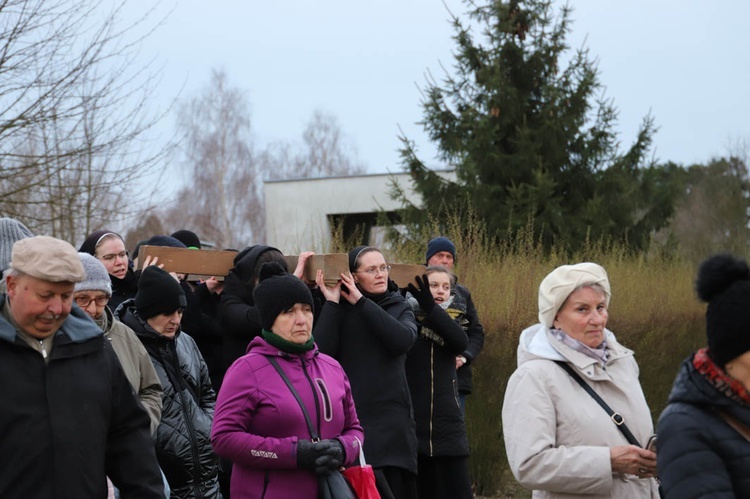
[
  {"xmin": 79, "ymin": 229, "xmax": 123, "ymax": 256},
  {"xmin": 136, "ymin": 266, "xmax": 187, "ymax": 320},
  {"xmin": 425, "ymin": 236, "xmax": 456, "ymax": 264},
  {"xmin": 132, "ymin": 239, "xmax": 148, "ymax": 260},
  {"xmin": 171, "ymin": 230, "xmax": 201, "ymax": 249},
  {"xmin": 146, "ymin": 235, "xmax": 187, "ymax": 249},
  {"xmin": 253, "ymin": 262, "xmax": 314, "ymax": 331},
  {"xmin": 696, "ymin": 253, "xmax": 750, "ymax": 369}
]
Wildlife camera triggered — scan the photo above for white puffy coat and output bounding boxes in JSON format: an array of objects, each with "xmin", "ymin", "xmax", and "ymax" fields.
[{"xmin": 502, "ymin": 324, "xmax": 660, "ymax": 498}]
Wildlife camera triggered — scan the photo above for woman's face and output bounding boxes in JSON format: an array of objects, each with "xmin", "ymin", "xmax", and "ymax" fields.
[
  {"xmin": 428, "ymin": 271, "xmax": 451, "ymax": 304},
  {"xmin": 146, "ymin": 310, "xmax": 183, "ymax": 339},
  {"xmin": 553, "ymin": 286, "xmax": 608, "ymax": 348},
  {"xmin": 353, "ymin": 250, "xmax": 389, "ymax": 294},
  {"xmin": 271, "ymin": 303, "xmax": 313, "ymax": 344},
  {"xmin": 726, "ymin": 350, "xmax": 750, "ymax": 391},
  {"xmin": 95, "ymin": 237, "xmax": 129, "ymax": 279}
]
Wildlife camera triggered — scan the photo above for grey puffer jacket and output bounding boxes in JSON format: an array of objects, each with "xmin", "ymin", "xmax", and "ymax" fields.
[
  {"xmin": 657, "ymin": 354, "xmax": 750, "ymax": 498},
  {"xmin": 118, "ymin": 301, "xmax": 221, "ymax": 499}
]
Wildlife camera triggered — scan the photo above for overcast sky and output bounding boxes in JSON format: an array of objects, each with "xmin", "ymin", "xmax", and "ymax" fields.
[{"xmin": 132, "ymin": 0, "xmax": 750, "ymax": 175}]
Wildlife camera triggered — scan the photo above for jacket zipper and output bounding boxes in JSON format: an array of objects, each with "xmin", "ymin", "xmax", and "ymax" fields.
[
  {"xmin": 300, "ymin": 356, "xmax": 322, "ymax": 438},
  {"xmin": 166, "ymin": 341, "xmax": 205, "ymax": 499},
  {"xmin": 261, "ymin": 470, "xmax": 269, "ymax": 498},
  {"xmin": 429, "ymin": 342, "xmax": 435, "ymax": 456}
]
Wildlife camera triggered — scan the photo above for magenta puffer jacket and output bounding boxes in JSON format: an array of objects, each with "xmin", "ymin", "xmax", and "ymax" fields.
[{"xmin": 211, "ymin": 336, "xmax": 364, "ymax": 499}]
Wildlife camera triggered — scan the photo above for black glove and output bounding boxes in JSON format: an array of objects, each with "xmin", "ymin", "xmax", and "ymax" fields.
[
  {"xmin": 313, "ymin": 439, "xmax": 345, "ymax": 474},
  {"xmin": 407, "ymin": 274, "xmax": 436, "ymax": 313},
  {"xmin": 296, "ymin": 439, "xmax": 318, "ymax": 471}
]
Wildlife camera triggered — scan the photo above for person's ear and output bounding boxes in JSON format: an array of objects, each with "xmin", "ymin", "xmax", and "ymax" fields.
[{"xmin": 6, "ymin": 275, "xmax": 17, "ymax": 297}]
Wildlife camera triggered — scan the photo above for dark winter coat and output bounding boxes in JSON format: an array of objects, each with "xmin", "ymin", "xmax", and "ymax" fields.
[
  {"xmin": 657, "ymin": 355, "xmax": 750, "ymax": 498},
  {"xmin": 218, "ymin": 246, "xmax": 277, "ymax": 370},
  {"xmin": 109, "ymin": 266, "xmax": 139, "ymax": 313},
  {"xmin": 211, "ymin": 336, "xmax": 364, "ymax": 499},
  {"xmin": 119, "ymin": 303, "xmax": 221, "ymax": 499},
  {"xmin": 180, "ymin": 280, "xmax": 224, "ymax": 389},
  {"xmin": 405, "ymin": 297, "xmax": 469, "ymax": 457},
  {"xmin": 314, "ymin": 290, "xmax": 419, "ymax": 473},
  {"xmin": 0, "ymin": 297, "xmax": 164, "ymax": 499},
  {"xmin": 454, "ymin": 284, "xmax": 484, "ymax": 395}
]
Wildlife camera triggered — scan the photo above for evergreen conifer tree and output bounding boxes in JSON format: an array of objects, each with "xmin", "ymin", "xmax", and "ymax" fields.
[{"xmin": 400, "ymin": 0, "xmax": 673, "ymax": 252}]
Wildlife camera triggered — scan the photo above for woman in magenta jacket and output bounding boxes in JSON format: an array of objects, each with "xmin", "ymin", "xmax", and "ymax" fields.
[{"xmin": 211, "ymin": 262, "xmax": 364, "ymax": 499}]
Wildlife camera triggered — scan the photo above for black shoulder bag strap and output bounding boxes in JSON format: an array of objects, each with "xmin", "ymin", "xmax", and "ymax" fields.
[
  {"xmin": 554, "ymin": 360, "xmax": 642, "ymax": 447},
  {"xmin": 265, "ymin": 355, "xmax": 320, "ymax": 442}
]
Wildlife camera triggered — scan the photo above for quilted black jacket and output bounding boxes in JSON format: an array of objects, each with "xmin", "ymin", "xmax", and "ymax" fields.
[
  {"xmin": 657, "ymin": 355, "xmax": 750, "ymax": 498},
  {"xmin": 119, "ymin": 302, "xmax": 221, "ymax": 499}
]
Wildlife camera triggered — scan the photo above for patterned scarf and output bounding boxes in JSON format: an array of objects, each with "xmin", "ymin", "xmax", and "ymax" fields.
[
  {"xmin": 551, "ymin": 328, "xmax": 610, "ymax": 366},
  {"xmin": 693, "ymin": 348, "xmax": 750, "ymax": 405}
]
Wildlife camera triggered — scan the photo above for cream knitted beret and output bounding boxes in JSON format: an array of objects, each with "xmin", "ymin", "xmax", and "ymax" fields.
[{"xmin": 538, "ymin": 262, "xmax": 611, "ymax": 328}]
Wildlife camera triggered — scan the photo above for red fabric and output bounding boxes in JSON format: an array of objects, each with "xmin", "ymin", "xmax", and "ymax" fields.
[
  {"xmin": 694, "ymin": 347, "xmax": 750, "ymax": 404},
  {"xmin": 343, "ymin": 464, "xmax": 380, "ymax": 499}
]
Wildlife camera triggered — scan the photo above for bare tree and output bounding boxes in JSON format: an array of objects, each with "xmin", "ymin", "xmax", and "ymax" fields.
[
  {"xmin": 162, "ymin": 70, "xmax": 367, "ymax": 249},
  {"xmin": 660, "ymin": 156, "xmax": 750, "ymax": 261},
  {"xmin": 0, "ymin": 0, "xmax": 173, "ymax": 243},
  {"xmin": 162, "ymin": 69, "xmax": 264, "ymax": 249},
  {"xmin": 290, "ymin": 110, "xmax": 365, "ymax": 177}
]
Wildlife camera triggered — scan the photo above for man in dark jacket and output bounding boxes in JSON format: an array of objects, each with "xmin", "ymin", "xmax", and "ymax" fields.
[
  {"xmin": 0, "ymin": 235, "xmax": 164, "ymax": 499},
  {"xmin": 425, "ymin": 236, "xmax": 485, "ymax": 412}
]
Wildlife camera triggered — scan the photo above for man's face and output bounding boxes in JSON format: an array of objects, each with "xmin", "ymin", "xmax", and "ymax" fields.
[
  {"xmin": 6, "ymin": 274, "xmax": 74, "ymax": 339},
  {"xmin": 427, "ymin": 251, "xmax": 455, "ymax": 270}
]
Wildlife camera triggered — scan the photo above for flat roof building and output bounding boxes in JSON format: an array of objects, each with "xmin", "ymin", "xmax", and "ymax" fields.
[{"xmin": 264, "ymin": 170, "xmax": 455, "ymax": 254}]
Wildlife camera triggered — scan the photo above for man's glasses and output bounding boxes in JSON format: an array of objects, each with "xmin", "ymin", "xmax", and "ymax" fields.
[
  {"xmin": 355, "ymin": 265, "xmax": 391, "ymax": 276},
  {"xmin": 75, "ymin": 295, "xmax": 109, "ymax": 308}
]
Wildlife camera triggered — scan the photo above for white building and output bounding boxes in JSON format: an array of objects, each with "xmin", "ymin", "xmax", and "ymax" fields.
[{"xmin": 264, "ymin": 170, "xmax": 455, "ymax": 254}]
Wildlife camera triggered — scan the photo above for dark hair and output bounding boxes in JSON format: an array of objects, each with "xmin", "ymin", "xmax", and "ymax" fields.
[{"xmin": 351, "ymin": 247, "xmax": 382, "ymax": 271}]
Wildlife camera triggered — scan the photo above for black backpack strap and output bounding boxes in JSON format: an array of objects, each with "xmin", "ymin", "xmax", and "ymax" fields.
[
  {"xmin": 554, "ymin": 360, "xmax": 642, "ymax": 447},
  {"xmin": 265, "ymin": 355, "xmax": 319, "ymax": 442}
]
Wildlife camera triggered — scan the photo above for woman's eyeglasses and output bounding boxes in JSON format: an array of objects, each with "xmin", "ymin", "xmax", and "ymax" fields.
[
  {"xmin": 355, "ymin": 265, "xmax": 391, "ymax": 276},
  {"xmin": 75, "ymin": 295, "xmax": 109, "ymax": 307},
  {"xmin": 99, "ymin": 251, "xmax": 128, "ymax": 262}
]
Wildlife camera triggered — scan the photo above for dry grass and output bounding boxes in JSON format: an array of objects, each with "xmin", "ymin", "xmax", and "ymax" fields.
[{"xmin": 385, "ymin": 221, "xmax": 706, "ymax": 496}]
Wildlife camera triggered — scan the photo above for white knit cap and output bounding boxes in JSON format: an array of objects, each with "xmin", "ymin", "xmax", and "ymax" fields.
[
  {"xmin": 538, "ymin": 262, "xmax": 611, "ymax": 328},
  {"xmin": 75, "ymin": 252, "xmax": 113, "ymax": 295},
  {"xmin": 0, "ymin": 218, "xmax": 34, "ymax": 272}
]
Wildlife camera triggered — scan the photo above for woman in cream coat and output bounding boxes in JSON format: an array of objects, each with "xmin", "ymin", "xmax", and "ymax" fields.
[{"xmin": 502, "ymin": 262, "xmax": 660, "ymax": 498}]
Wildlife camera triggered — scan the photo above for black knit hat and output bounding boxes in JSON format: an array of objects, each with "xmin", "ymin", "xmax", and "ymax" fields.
[
  {"xmin": 171, "ymin": 230, "xmax": 201, "ymax": 249},
  {"xmin": 425, "ymin": 236, "xmax": 456, "ymax": 264},
  {"xmin": 696, "ymin": 253, "xmax": 750, "ymax": 368},
  {"xmin": 253, "ymin": 262, "xmax": 314, "ymax": 331},
  {"xmin": 136, "ymin": 266, "xmax": 187, "ymax": 320},
  {"xmin": 145, "ymin": 235, "xmax": 186, "ymax": 249}
]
